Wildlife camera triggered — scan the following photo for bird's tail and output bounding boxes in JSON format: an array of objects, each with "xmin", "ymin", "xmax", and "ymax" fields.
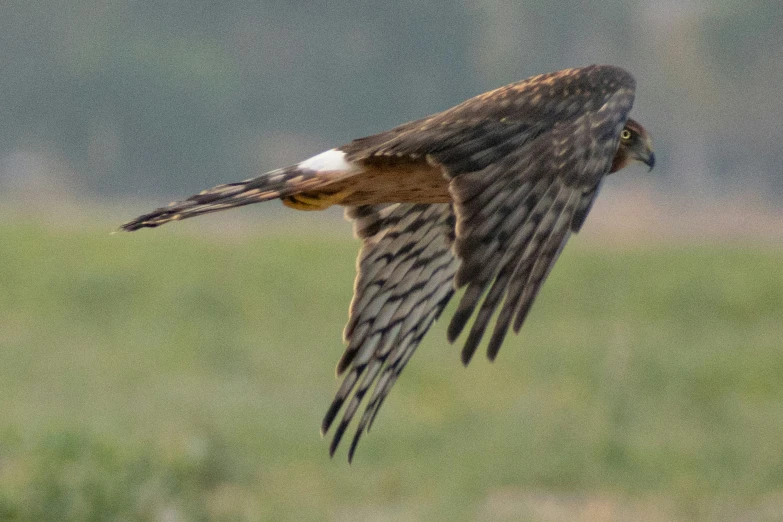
[{"xmin": 121, "ymin": 166, "xmax": 337, "ymax": 231}]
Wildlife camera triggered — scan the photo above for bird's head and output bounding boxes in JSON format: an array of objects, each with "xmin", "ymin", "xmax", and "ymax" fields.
[{"xmin": 610, "ymin": 118, "xmax": 655, "ymax": 173}]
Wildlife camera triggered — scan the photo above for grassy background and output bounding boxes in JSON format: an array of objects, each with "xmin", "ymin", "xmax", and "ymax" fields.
[{"xmin": 1, "ymin": 217, "xmax": 783, "ymax": 521}]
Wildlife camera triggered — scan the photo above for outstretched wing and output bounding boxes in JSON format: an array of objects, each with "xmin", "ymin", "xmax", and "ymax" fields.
[
  {"xmin": 445, "ymin": 68, "xmax": 635, "ymax": 363},
  {"xmin": 321, "ymin": 202, "xmax": 458, "ymax": 461},
  {"xmin": 340, "ymin": 65, "xmax": 636, "ymax": 364}
]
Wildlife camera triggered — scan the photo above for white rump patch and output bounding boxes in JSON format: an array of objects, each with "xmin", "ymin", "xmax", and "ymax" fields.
[{"xmin": 298, "ymin": 148, "xmax": 359, "ymax": 173}]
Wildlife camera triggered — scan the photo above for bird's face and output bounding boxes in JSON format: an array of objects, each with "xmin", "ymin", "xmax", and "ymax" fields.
[{"xmin": 610, "ymin": 118, "xmax": 655, "ymax": 173}]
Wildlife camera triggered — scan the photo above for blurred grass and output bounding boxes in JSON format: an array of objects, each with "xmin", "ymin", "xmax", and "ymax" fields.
[{"xmin": 1, "ymin": 219, "xmax": 783, "ymax": 521}]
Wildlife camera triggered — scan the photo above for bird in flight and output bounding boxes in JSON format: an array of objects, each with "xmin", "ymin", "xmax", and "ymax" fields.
[{"xmin": 122, "ymin": 64, "xmax": 655, "ymax": 461}]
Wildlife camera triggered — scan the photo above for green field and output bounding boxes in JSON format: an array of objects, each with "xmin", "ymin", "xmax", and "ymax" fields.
[{"xmin": 1, "ymin": 218, "xmax": 783, "ymax": 521}]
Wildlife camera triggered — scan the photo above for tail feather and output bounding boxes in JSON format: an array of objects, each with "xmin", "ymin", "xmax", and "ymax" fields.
[{"xmin": 120, "ymin": 166, "xmax": 337, "ymax": 231}]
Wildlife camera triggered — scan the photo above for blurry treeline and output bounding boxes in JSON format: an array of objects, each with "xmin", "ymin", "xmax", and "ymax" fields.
[{"xmin": 2, "ymin": 0, "xmax": 781, "ymax": 200}]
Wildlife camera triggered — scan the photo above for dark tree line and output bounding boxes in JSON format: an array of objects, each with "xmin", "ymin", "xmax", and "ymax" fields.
[{"xmin": 1, "ymin": 1, "xmax": 781, "ymax": 199}]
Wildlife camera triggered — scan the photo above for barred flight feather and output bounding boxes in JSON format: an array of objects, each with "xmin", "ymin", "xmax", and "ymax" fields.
[{"xmin": 321, "ymin": 203, "xmax": 457, "ymax": 461}]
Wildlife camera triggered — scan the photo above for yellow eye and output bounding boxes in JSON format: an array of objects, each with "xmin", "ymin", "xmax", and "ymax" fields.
[{"xmin": 620, "ymin": 129, "xmax": 632, "ymax": 141}]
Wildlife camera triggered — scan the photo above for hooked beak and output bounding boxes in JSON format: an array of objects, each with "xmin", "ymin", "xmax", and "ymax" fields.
[
  {"xmin": 635, "ymin": 136, "xmax": 655, "ymax": 171},
  {"xmin": 643, "ymin": 150, "xmax": 655, "ymax": 171}
]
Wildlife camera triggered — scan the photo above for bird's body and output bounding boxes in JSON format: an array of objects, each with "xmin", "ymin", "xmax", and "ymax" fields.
[
  {"xmin": 122, "ymin": 64, "xmax": 655, "ymax": 461},
  {"xmin": 284, "ymin": 153, "xmax": 452, "ymax": 209}
]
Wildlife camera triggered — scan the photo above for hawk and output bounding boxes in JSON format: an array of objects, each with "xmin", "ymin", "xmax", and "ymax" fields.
[{"xmin": 122, "ymin": 65, "xmax": 655, "ymax": 461}]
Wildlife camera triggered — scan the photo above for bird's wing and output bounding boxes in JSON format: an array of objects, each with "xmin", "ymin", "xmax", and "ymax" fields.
[
  {"xmin": 322, "ymin": 202, "xmax": 458, "ymax": 461},
  {"xmin": 340, "ymin": 65, "xmax": 636, "ymax": 365},
  {"xmin": 446, "ymin": 71, "xmax": 635, "ymax": 363}
]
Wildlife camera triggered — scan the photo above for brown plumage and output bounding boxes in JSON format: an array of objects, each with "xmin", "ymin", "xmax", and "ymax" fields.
[{"xmin": 121, "ymin": 64, "xmax": 655, "ymax": 461}]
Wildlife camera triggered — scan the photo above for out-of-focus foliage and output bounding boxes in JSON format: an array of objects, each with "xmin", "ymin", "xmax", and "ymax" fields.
[
  {"xmin": 1, "ymin": 221, "xmax": 783, "ymax": 520},
  {"xmin": 1, "ymin": 0, "xmax": 782, "ymax": 200}
]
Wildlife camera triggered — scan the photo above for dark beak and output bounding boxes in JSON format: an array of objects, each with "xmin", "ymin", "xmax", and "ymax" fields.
[
  {"xmin": 643, "ymin": 151, "xmax": 655, "ymax": 171},
  {"xmin": 635, "ymin": 135, "xmax": 655, "ymax": 171}
]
